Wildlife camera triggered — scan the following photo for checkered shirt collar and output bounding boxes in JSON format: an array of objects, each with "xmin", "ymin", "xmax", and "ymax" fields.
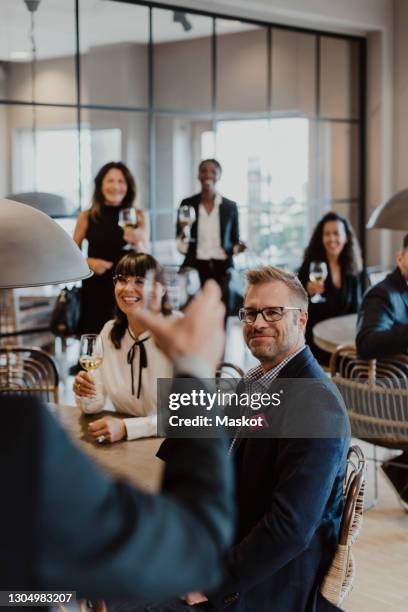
[{"xmin": 245, "ymin": 345, "xmax": 306, "ymax": 387}]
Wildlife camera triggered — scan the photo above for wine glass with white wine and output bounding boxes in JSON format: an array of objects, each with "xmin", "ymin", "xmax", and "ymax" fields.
[
  {"xmin": 79, "ymin": 334, "xmax": 104, "ymax": 407},
  {"xmin": 118, "ymin": 208, "xmax": 138, "ymax": 251},
  {"xmin": 178, "ymin": 205, "xmax": 196, "ymax": 243},
  {"xmin": 309, "ymin": 262, "xmax": 328, "ymax": 303}
]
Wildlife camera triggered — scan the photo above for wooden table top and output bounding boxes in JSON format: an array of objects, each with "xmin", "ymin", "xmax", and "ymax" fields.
[
  {"xmin": 52, "ymin": 403, "xmax": 164, "ymax": 493},
  {"xmin": 312, "ymin": 313, "xmax": 357, "ymax": 354}
]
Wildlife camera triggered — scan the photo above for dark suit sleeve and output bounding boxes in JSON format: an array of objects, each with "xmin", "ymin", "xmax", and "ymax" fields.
[
  {"xmin": 209, "ymin": 436, "xmax": 347, "ymax": 609},
  {"xmin": 4, "ymin": 393, "xmax": 234, "ymax": 602},
  {"xmin": 231, "ymin": 203, "xmax": 240, "ymax": 248},
  {"xmin": 356, "ymin": 286, "xmax": 408, "ymax": 358}
]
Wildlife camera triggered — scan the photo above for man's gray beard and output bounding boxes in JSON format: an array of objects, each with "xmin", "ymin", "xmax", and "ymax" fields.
[{"xmin": 248, "ymin": 342, "xmax": 288, "ymax": 362}]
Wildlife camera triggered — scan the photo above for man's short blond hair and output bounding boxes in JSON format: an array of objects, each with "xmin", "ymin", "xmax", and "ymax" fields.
[{"xmin": 245, "ymin": 266, "xmax": 309, "ymax": 311}]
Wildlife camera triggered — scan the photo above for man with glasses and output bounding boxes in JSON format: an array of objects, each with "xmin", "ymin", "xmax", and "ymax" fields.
[{"xmin": 178, "ymin": 266, "xmax": 350, "ymax": 611}]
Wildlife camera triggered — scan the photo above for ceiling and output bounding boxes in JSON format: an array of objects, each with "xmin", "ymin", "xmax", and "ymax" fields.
[{"xmin": 0, "ymin": 0, "xmax": 257, "ymax": 62}]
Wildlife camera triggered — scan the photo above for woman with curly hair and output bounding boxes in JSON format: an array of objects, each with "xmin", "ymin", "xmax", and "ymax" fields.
[
  {"xmin": 298, "ymin": 211, "xmax": 363, "ymax": 365},
  {"xmin": 73, "ymin": 253, "xmax": 172, "ymax": 443}
]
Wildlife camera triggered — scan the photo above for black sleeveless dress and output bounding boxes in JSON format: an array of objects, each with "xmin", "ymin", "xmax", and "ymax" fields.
[{"xmin": 78, "ymin": 206, "xmax": 126, "ymax": 335}]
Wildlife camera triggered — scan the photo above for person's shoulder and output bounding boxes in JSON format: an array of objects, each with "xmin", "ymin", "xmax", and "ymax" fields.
[
  {"xmin": 78, "ymin": 208, "xmax": 91, "ymax": 219},
  {"xmin": 220, "ymin": 196, "xmax": 237, "ymax": 208},
  {"xmin": 76, "ymin": 209, "xmax": 90, "ymax": 226},
  {"xmin": 100, "ymin": 319, "xmax": 115, "ymax": 340},
  {"xmin": 180, "ymin": 194, "xmax": 200, "ymax": 206},
  {"xmin": 362, "ymin": 275, "xmax": 393, "ymax": 303},
  {"xmin": 279, "ymin": 346, "xmax": 323, "ymax": 379}
]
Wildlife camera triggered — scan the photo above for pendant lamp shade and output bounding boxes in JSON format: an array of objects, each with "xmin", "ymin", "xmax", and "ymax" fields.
[
  {"xmin": 0, "ymin": 198, "xmax": 91, "ymax": 288},
  {"xmin": 6, "ymin": 192, "xmax": 78, "ymax": 218},
  {"xmin": 367, "ymin": 189, "xmax": 408, "ymax": 230}
]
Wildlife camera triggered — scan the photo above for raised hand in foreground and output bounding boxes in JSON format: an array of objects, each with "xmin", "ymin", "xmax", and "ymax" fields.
[{"xmin": 133, "ymin": 279, "xmax": 225, "ymax": 372}]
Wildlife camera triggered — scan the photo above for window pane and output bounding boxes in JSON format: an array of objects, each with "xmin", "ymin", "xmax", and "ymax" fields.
[
  {"xmin": 80, "ymin": 0, "xmax": 149, "ymax": 108},
  {"xmin": 319, "ymin": 122, "xmax": 359, "ymax": 201},
  {"xmin": 320, "ymin": 37, "xmax": 360, "ymax": 119},
  {"xmin": 155, "ymin": 114, "xmax": 214, "ymax": 211},
  {"xmin": 215, "ymin": 118, "xmax": 309, "ymax": 270},
  {"xmin": 1, "ymin": 105, "xmax": 79, "ymax": 211},
  {"xmin": 153, "ymin": 114, "xmax": 214, "ymax": 255},
  {"xmin": 0, "ymin": 0, "xmax": 76, "ymax": 104},
  {"xmin": 153, "ymin": 9, "xmax": 212, "ymax": 112},
  {"xmin": 151, "ymin": 211, "xmax": 184, "ymax": 265},
  {"xmin": 80, "ymin": 109, "xmax": 149, "ymax": 211},
  {"xmin": 216, "ymin": 21, "xmax": 268, "ymax": 113},
  {"xmin": 271, "ymin": 29, "xmax": 316, "ymax": 116}
]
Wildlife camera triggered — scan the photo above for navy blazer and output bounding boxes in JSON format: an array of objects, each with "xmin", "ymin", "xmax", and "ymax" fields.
[
  {"xmin": 356, "ymin": 267, "xmax": 408, "ymax": 359},
  {"xmin": 176, "ymin": 194, "xmax": 240, "ymax": 268},
  {"xmin": 158, "ymin": 348, "xmax": 350, "ymax": 612},
  {"xmin": 0, "ymin": 392, "xmax": 234, "ymax": 602}
]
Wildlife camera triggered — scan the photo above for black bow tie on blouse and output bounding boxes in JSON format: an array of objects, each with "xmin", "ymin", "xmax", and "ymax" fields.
[{"xmin": 127, "ymin": 330, "xmax": 150, "ymax": 398}]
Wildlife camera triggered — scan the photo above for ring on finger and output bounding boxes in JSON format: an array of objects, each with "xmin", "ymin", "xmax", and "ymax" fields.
[{"xmin": 97, "ymin": 435, "xmax": 106, "ymax": 444}]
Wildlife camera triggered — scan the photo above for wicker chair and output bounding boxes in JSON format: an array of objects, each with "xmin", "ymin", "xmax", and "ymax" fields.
[
  {"xmin": 320, "ymin": 445, "xmax": 366, "ymax": 607},
  {"xmin": 0, "ymin": 346, "xmax": 59, "ymax": 403},
  {"xmin": 215, "ymin": 361, "xmax": 244, "ymax": 391},
  {"xmin": 216, "ymin": 361, "xmax": 245, "ymax": 379},
  {"xmin": 329, "ymin": 345, "xmax": 408, "ymax": 505}
]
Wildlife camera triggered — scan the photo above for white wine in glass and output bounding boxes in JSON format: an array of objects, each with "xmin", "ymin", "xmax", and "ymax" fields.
[
  {"xmin": 118, "ymin": 208, "xmax": 138, "ymax": 250},
  {"xmin": 79, "ymin": 334, "xmax": 104, "ymax": 372},
  {"xmin": 178, "ymin": 205, "xmax": 196, "ymax": 243},
  {"xmin": 309, "ymin": 262, "xmax": 328, "ymax": 303}
]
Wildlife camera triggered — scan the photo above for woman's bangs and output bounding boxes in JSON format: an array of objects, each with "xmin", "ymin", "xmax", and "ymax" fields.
[{"xmin": 115, "ymin": 254, "xmax": 158, "ymax": 278}]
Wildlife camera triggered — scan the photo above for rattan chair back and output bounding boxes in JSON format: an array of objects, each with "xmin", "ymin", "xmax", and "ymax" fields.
[
  {"xmin": 329, "ymin": 345, "xmax": 408, "ymax": 449},
  {"xmin": 216, "ymin": 361, "xmax": 245, "ymax": 379},
  {"xmin": 215, "ymin": 361, "xmax": 244, "ymax": 394},
  {"xmin": 320, "ymin": 445, "xmax": 366, "ymax": 606},
  {"xmin": 0, "ymin": 346, "xmax": 59, "ymax": 403}
]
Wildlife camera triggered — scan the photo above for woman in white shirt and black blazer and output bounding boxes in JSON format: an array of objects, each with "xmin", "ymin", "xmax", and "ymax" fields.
[{"xmin": 176, "ymin": 159, "xmax": 245, "ymax": 310}]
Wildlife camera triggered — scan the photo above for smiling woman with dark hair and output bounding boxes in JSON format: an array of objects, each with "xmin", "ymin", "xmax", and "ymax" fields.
[
  {"xmin": 298, "ymin": 211, "xmax": 363, "ymax": 365},
  {"xmin": 73, "ymin": 252, "xmax": 172, "ymax": 443},
  {"xmin": 73, "ymin": 161, "xmax": 149, "ymax": 334}
]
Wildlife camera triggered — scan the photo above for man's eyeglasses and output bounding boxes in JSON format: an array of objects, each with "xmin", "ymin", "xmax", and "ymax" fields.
[
  {"xmin": 238, "ymin": 306, "xmax": 302, "ymax": 324},
  {"xmin": 113, "ymin": 274, "xmax": 145, "ymax": 287}
]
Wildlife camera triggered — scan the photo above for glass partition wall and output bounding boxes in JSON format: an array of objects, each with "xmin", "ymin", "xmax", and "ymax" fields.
[{"xmin": 0, "ymin": 0, "xmax": 366, "ymax": 270}]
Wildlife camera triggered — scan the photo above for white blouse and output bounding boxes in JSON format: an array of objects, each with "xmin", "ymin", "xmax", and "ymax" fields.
[{"xmin": 75, "ymin": 320, "xmax": 173, "ymax": 439}]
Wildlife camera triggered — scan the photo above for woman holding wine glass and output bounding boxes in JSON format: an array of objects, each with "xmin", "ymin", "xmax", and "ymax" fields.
[
  {"xmin": 73, "ymin": 252, "xmax": 172, "ymax": 444},
  {"xmin": 298, "ymin": 211, "xmax": 363, "ymax": 365},
  {"xmin": 73, "ymin": 161, "xmax": 148, "ymax": 335},
  {"xmin": 175, "ymin": 158, "xmax": 246, "ymax": 313}
]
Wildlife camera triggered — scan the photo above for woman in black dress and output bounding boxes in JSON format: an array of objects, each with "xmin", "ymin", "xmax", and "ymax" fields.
[
  {"xmin": 298, "ymin": 212, "xmax": 363, "ymax": 365},
  {"xmin": 73, "ymin": 161, "xmax": 148, "ymax": 334}
]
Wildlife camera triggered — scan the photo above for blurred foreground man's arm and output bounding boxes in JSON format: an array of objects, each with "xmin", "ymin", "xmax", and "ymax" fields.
[{"xmin": 0, "ymin": 282, "xmax": 234, "ymax": 603}]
